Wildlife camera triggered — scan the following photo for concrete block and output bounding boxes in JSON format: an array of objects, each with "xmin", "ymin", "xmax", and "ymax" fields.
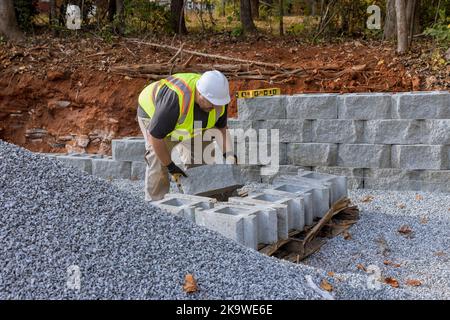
[
  {"xmin": 255, "ymin": 120, "xmax": 312, "ymax": 143},
  {"xmin": 131, "ymin": 161, "xmax": 146, "ymax": 180},
  {"xmin": 419, "ymin": 170, "xmax": 450, "ymax": 193},
  {"xmin": 391, "ymin": 145, "xmax": 447, "ymax": 170},
  {"xmin": 180, "ymin": 164, "xmax": 243, "ymax": 196},
  {"xmin": 338, "ymin": 93, "xmax": 392, "ymax": 119},
  {"xmin": 364, "ymin": 120, "xmax": 426, "ymax": 144},
  {"xmin": 363, "ymin": 169, "xmax": 423, "ymax": 191},
  {"xmin": 297, "ymin": 169, "xmax": 348, "ymax": 203},
  {"xmin": 56, "ymin": 154, "xmax": 93, "ymax": 174},
  {"xmin": 261, "ymin": 165, "xmax": 312, "ymax": 184},
  {"xmin": 236, "ymin": 165, "xmax": 262, "ymax": 183},
  {"xmin": 226, "ymin": 119, "xmax": 254, "ymax": 131},
  {"xmin": 271, "ymin": 178, "xmax": 330, "ymax": 218},
  {"xmin": 112, "ymin": 138, "xmax": 146, "ymax": 162},
  {"xmin": 313, "ymin": 166, "xmax": 364, "ymax": 189},
  {"xmin": 237, "ymin": 96, "xmax": 286, "ymax": 120},
  {"xmin": 226, "ymin": 200, "xmax": 283, "ymax": 242},
  {"xmin": 312, "ymin": 119, "xmax": 364, "ymax": 143},
  {"xmin": 235, "ymin": 141, "xmax": 287, "ymax": 166},
  {"xmin": 258, "ymin": 189, "xmax": 308, "ymax": 230},
  {"xmin": 425, "ymin": 120, "xmax": 450, "ymax": 145},
  {"xmin": 286, "ymin": 94, "xmax": 338, "ymax": 119},
  {"xmin": 392, "ymin": 91, "xmax": 450, "ymax": 119},
  {"xmin": 91, "ymin": 159, "xmax": 131, "ymax": 179},
  {"xmin": 287, "ymin": 143, "xmax": 338, "ymax": 166},
  {"xmin": 154, "ymin": 194, "xmax": 215, "ymax": 222},
  {"xmin": 229, "ymin": 197, "xmax": 289, "ymax": 239},
  {"xmin": 338, "ymin": 144, "xmax": 390, "ymax": 168},
  {"xmin": 195, "ymin": 205, "xmax": 259, "ymax": 249}
]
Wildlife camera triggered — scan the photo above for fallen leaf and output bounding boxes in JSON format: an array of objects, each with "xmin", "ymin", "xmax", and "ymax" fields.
[
  {"xmin": 420, "ymin": 216, "xmax": 428, "ymax": 224},
  {"xmin": 361, "ymin": 195, "xmax": 374, "ymax": 203},
  {"xmin": 398, "ymin": 225, "xmax": 412, "ymax": 235},
  {"xmin": 415, "ymin": 194, "xmax": 423, "ymax": 201},
  {"xmin": 435, "ymin": 251, "xmax": 446, "ymax": 257},
  {"xmin": 183, "ymin": 274, "xmax": 198, "ymax": 293},
  {"xmin": 320, "ymin": 279, "xmax": 333, "ymax": 292},
  {"xmin": 356, "ymin": 264, "xmax": 367, "ymax": 272},
  {"xmin": 327, "ymin": 271, "xmax": 335, "ymax": 277},
  {"xmin": 406, "ymin": 279, "xmax": 422, "ymax": 287},
  {"xmin": 397, "ymin": 203, "xmax": 406, "ymax": 209},
  {"xmin": 384, "ymin": 277, "xmax": 399, "ymax": 288},
  {"xmin": 383, "ymin": 260, "xmax": 401, "ymax": 268},
  {"xmin": 343, "ymin": 231, "xmax": 352, "ymax": 240}
]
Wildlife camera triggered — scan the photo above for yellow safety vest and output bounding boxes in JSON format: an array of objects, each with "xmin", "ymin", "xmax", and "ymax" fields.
[{"xmin": 138, "ymin": 73, "xmax": 226, "ymax": 141}]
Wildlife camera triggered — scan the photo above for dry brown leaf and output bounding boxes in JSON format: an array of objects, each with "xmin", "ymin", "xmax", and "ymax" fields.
[
  {"xmin": 397, "ymin": 203, "xmax": 406, "ymax": 209},
  {"xmin": 327, "ymin": 271, "xmax": 335, "ymax": 277},
  {"xmin": 320, "ymin": 279, "xmax": 333, "ymax": 292},
  {"xmin": 356, "ymin": 264, "xmax": 367, "ymax": 272},
  {"xmin": 420, "ymin": 216, "xmax": 428, "ymax": 224},
  {"xmin": 398, "ymin": 225, "xmax": 412, "ymax": 235},
  {"xmin": 384, "ymin": 277, "xmax": 399, "ymax": 288},
  {"xmin": 415, "ymin": 194, "xmax": 423, "ymax": 201},
  {"xmin": 406, "ymin": 279, "xmax": 422, "ymax": 287},
  {"xmin": 343, "ymin": 231, "xmax": 352, "ymax": 240},
  {"xmin": 183, "ymin": 274, "xmax": 198, "ymax": 293},
  {"xmin": 361, "ymin": 195, "xmax": 374, "ymax": 203},
  {"xmin": 383, "ymin": 260, "xmax": 402, "ymax": 268},
  {"xmin": 435, "ymin": 251, "xmax": 446, "ymax": 257}
]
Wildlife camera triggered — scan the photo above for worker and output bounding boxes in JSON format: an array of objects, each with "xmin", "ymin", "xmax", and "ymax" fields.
[{"xmin": 137, "ymin": 70, "xmax": 236, "ymax": 201}]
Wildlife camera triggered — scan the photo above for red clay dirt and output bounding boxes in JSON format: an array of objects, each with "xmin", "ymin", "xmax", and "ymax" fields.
[{"xmin": 1, "ymin": 33, "xmax": 448, "ymax": 154}]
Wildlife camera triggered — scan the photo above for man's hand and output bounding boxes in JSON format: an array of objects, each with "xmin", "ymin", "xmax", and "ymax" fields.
[{"xmin": 166, "ymin": 161, "xmax": 187, "ymax": 178}]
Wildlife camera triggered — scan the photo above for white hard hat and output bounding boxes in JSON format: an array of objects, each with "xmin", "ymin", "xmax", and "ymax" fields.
[{"xmin": 196, "ymin": 70, "xmax": 231, "ymax": 106}]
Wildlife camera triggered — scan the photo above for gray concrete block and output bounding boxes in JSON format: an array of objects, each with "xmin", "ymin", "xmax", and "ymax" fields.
[
  {"xmin": 391, "ymin": 145, "xmax": 447, "ymax": 170},
  {"xmin": 222, "ymin": 202, "xmax": 279, "ymax": 244},
  {"xmin": 195, "ymin": 206, "xmax": 258, "ymax": 250},
  {"xmin": 259, "ymin": 189, "xmax": 308, "ymax": 230},
  {"xmin": 271, "ymin": 178, "xmax": 330, "ymax": 218},
  {"xmin": 286, "ymin": 94, "xmax": 338, "ymax": 119},
  {"xmin": 313, "ymin": 166, "xmax": 364, "ymax": 189},
  {"xmin": 255, "ymin": 120, "xmax": 312, "ymax": 143},
  {"xmin": 237, "ymin": 96, "xmax": 286, "ymax": 120},
  {"xmin": 180, "ymin": 164, "xmax": 243, "ymax": 196},
  {"xmin": 112, "ymin": 138, "xmax": 146, "ymax": 162},
  {"xmin": 227, "ymin": 119, "xmax": 254, "ymax": 131},
  {"xmin": 364, "ymin": 120, "xmax": 426, "ymax": 144},
  {"xmin": 425, "ymin": 120, "xmax": 450, "ymax": 145},
  {"xmin": 338, "ymin": 93, "xmax": 392, "ymax": 119},
  {"xmin": 154, "ymin": 194, "xmax": 215, "ymax": 222},
  {"xmin": 228, "ymin": 197, "xmax": 289, "ymax": 240},
  {"xmin": 91, "ymin": 159, "xmax": 131, "ymax": 180},
  {"xmin": 297, "ymin": 169, "xmax": 348, "ymax": 203},
  {"xmin": 419, "ymin": 170, "xmax": 450, "ymax": 193},
  {"xmin": 338, "ymin": 144, "xmax": 391, "ymax": 168},
  {"xmin": 261, "ymin": 165, "xmax": 312, "ymax": 184},
  {"xmin": 56, "ymin": 155, "xmax": 93, "ymax": 174},
  {"xmin": 392, "ymin": 91, "xmax": 450, "ymax": 119},
  {"xmin": 235, "ymin": 141, "xmax": 288, "ymax": 166},
  {"xmin": 237, "ymin": 165, "xmax": 262, "ymax": 183},
  {"xmin": 131, "ymin": 161, "xmax": 146, "ymax": 180},
  {"xmin": 287, "ymin": 143, "xmax": 338, "ymax": 166},
  {"xmin": 363, "ymin": 168, "xmax": 423, "ymax": 191},
  {"xmin": 312, "ymin": 119, "xmax": 364, "ymax": 143}
]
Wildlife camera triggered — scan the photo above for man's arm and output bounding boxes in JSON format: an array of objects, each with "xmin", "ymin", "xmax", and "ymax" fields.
[{"xmin": 149, "ymin": 136, "xmax": 172, "ymax": 166}]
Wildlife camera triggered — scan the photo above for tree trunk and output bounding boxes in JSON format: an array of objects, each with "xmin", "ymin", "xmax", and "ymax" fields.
[
  {"xmin": 250, "ymin": 0, "xmax": 259, "ymax": 19},
  {"xmin": 115, "ymin": 0, "xmax": 125, "ymax": 34},
  {"xmin": 279, "ymin": 0, "xmax": 284, "ymax": 36},
  {"xmin": 171, "ymin": 0, "xmax": 188, "ymax": 34},
  {"xmin": 384, "ymin": 0, "xmax": 396, "ymax": 40},
  {"xmin": 395, "ymin": 0, "xmax": 408, "ymax": 53},
  {"xmin": 49, "ymin": 0, "xmax": 57, "ymax": 25},
  {"xmin": 0, "ymin": 0, "xmax": 24, "ymax": 41},
  {"xmin": 240, "ymin": 0, "xmax": 256, "ymax": 33},
  {"xmin": 221, "ymin": 0, "xmax": 226, "ymax": 17}
]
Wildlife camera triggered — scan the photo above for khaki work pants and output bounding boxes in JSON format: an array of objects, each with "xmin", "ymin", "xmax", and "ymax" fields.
[{"xmin": 137, "ymin": 116, "xmax": 215, "ymax": 201}]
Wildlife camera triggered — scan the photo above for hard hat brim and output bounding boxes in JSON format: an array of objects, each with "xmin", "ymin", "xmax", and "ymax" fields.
[{"xmin": 205, "ymin": 95, "xmax": 231, "ymax": 106}]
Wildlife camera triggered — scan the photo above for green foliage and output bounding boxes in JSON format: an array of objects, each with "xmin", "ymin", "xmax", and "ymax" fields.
[
  {"xmin": 123, "ymin": 0, "xmax": 172, "ymax": 35},
  {"xmin": 13, "ymin": 0, "xmax": 36, "ymax": 31},
  {"xmin": 231, "ymin": 26, "xmax": 243, "ymax": 37},
  {"xmin": 424, "ymin": 24, "xmax": 450, "ymax": 44}
]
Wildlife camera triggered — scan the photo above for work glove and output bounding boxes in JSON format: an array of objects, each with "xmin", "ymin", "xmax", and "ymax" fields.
[
  {"xmin": 223, "ymin": 152, "xmax": 238, "ymax": 164},
  {"xmin": 166, "ymin": 161, "xmax": 187, "ymax": 178}
]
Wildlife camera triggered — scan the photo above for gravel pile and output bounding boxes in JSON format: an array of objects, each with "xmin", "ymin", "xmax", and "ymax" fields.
[{"xmin": 0, "ymin": 140, "xmax": 415, "ymax": 299}]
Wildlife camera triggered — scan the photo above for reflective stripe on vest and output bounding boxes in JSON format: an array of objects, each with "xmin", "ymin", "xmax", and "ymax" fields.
[{"xmin": 160, "ymin": 76, "xmax": 193, "ymax": 124}]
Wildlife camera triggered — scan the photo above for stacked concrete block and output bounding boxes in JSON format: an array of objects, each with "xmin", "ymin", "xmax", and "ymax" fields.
[
  {"xmin": 286, "ymin": 94, "xmax": 338, "ymax": 119},
  {"xmin": 391, "ymin": 145, "xmax": 448, "ymax": 170},
  {"xmin": 238, "ymin": 96, "xmax": 286, "ymax": 120},
  {"xmin": 228, "ymin": 196, "xmax": 289, "ymax": 239},
  {"xmin": 287, "ymin": 143, "xmax": 338, "ymax": 166},
  {"xmin": 153, "ymin": 194, "xmax": 215, "ymax": 222},
  {"xmin": 91, "ymin": 158, "xmax": 131, "ymax": 180},
  {"xmin": 311, "ymin": 119, "xmax": 364, "ymax": 143},
  {"xmin": 426, "ymin": 120, "xmax": 450, "ymax": 145},
  {"xmin": 338, "ymin": 93, "xmax": 392, "ymax": 119},
  {"xmin": 337, "ymin": 144, "xmax": 391, "ymax": 168},
  {"xmin": 254, "ymin": 119, "xmax": 312, "ymax": 143},
  {"xmin": 364, "ymin": 120, "xmax": 426, "ymax": 144},
  {"xmin": 392, "ymin": 91, "xmax": 450, "ymax": 119},
  {"xmin": 131, "ymin": 161, "xmax": 146, "ymax": 180},
  {"xmin": 271, "ymin": 178, "xmax": 330, "ymax": 218},
  {"xmin": 195, "ymin": 205, "xmax": 259, "ymax": 249},
  {"xmin": 297, "ymin": 169, "xmax": 348, "ymax": 203},
  {"xmin": 313, "ymin": 166, "xmax": 364, "ymax": 190},
  {"xmin": 179, "ymin": 164, "xmax": 243, "ymax": 196},
  {"xmin": 261, "ymin": 165, "xmax": 312, "ymax": 184},
  {"xmin": 56, "ymin": 154, "xmax": 96, "ymax": 174},
  {"xmin": 111, "ymin": 137, "xmax": 146, "ymax": 162}
]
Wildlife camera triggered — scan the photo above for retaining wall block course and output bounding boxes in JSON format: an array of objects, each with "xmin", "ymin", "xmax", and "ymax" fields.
[
  {"xmin": 286, "ymin": 94, "xmax": 338, "ymax": 119},
  {"xmin": 337, "ymin": 144, "xmax": 391, "ymax": 168},
  {"xmin": 338, "ymin": 93, "xmax": 392, "ymax": 119}
]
